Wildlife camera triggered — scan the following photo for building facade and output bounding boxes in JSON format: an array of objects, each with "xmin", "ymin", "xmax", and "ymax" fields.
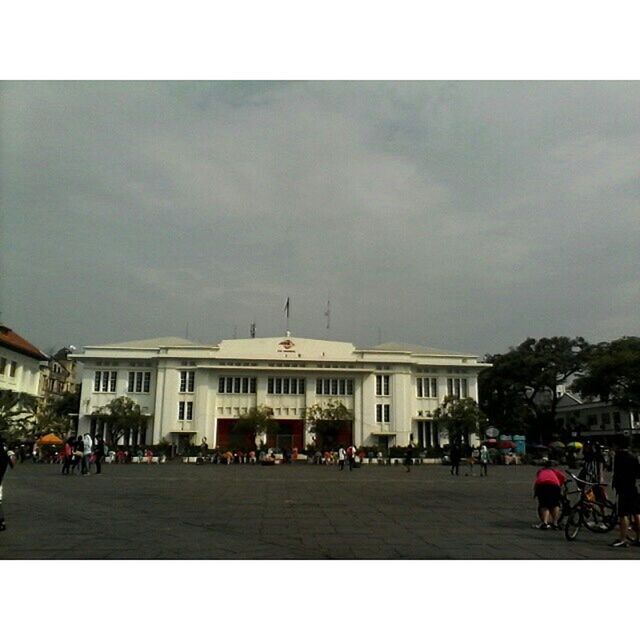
[
  {"xmin": 72, "ymin": 335, "xmax": 489, "ymax": 451},
  {"xmin": 39, "ymin": 347, "xmax": 80, "ymax": 399},
  {"xmin": 0, "ymin": 325, "xmax": 46, "ymax": 398},
  {"xmin": 556, "ymin": 392, "xmax": 640, "ymax": 442}
]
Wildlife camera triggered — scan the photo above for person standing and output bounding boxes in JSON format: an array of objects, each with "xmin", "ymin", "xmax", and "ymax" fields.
[
  {"xmin": 72, "ymin": 436, "xmax": 84, "ymax": 475},
  {"xmin": 450, "ymin": 443, "xmax": 461, "ymax": 476},
  {"xmin": 0, "ymin": 437, "xmax": 16, "ymax": 531},
  {"xmin": 346, "ymin": 444, "xmax": 356, "ymax": 471},
  {"xmin": 610, "ymin": 438, "xmax": 640, "ymax": 548},
  {"xmin": 479, "ymin": 445, "xmax": 490, "ymax": 477},
  {"xmin": 93, "ymin": 435, "xmax": 105, "ymax": 475},
  {"xmin": 82, "ymin": 433, "xmax": 93, "ymax": 475},
  {"xmin": 338, "ymin": 446, "xmax": 346, "ymax": 470}
]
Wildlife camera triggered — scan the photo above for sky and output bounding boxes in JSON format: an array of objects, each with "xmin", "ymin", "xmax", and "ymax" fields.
[{"xmin": 1, "ymin": 81, "xmax": 639, "ymax": 356}]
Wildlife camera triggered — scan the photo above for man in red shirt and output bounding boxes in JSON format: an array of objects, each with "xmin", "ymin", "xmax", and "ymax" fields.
[{"xmin": 533, "ymin": 458, "xmax": 566, "ymax": 530}]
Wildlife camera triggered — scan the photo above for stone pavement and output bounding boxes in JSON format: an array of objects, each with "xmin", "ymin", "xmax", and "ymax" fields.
[{"xmin": 0, "ymin": 462, "xmax": 637, "ymax": 559}]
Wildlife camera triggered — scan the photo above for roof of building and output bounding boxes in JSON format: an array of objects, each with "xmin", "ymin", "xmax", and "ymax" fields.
[
  {"xmin": 87, "ymin": 336, "xmax": 202, "ymax": 349},
  {"xmin": 360, "ymin": 341, "xmax": 473, "ymax": 357},
  {"xmin": 0, "ymin": 325, "xmax": 47, "ymax": 361}
]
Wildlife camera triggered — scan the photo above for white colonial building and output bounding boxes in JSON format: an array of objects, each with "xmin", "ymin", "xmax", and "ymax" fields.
[
  {"xmin": 72, "ymin": 335, "xmax": 489, "ymax": 452},
  {"xmin": 0, "ymin": 324, "xmax": 47, "ymax": 398}
]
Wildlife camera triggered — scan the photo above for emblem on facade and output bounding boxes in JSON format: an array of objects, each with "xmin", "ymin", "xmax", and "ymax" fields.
[{"xmin": 278, "ymin": 339, "xmax": 295, "ymax": 351}]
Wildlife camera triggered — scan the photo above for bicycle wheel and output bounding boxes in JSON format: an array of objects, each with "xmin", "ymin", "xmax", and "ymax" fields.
[
  {"xmin": 583, "ymin": 500, "xmax": 617, "ymax": 533},
  {"xmin": 565, "ymin": 506, "xmax": 582, "ymax": 541}
]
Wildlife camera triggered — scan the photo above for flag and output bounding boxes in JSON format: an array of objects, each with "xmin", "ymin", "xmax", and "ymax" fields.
[
  {"xmin": 284, "ymin": 297, "xmax": 290, "ymax": 318},
  {"xmin": 250, "ymin": 322, "xmax": 256, "ymax": 338},
  {"xmin": 324, "ymin": 298, "xmax": 330, "ymax": 329}
]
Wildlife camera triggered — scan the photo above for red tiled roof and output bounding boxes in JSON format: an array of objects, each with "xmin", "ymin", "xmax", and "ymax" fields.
[{"xmin": 0, "ymin": 325, "xmax": 46, "ymax": 361}]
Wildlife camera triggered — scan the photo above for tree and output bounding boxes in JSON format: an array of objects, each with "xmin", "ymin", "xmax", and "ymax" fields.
[
  {"xmin": 33, "ymin": 397, "xmax": 71, "ymax": 438},
  {"xmin": 572, "ymin": 336, "xmax": 640, "ymax": 412},
  {"xmin": 304, "ymin": 401, "xmax": 353, "ymax": 449},
  {"xmin": 479, "ymin": 336, "xmax": 591, "ymax": 442},
  {"xmin": 433, "ymin": 396, "xmax": 486, "ymax": 447},
  {"xmin": 0, "ymin": 390, "xmax": 39, "ymax": 440},
  {"xmin": 95, "ymin": 396, "xmax": 146, "ymax": 446},
  {"xmin": 231, "ymin": 405, "xmax": 277, "ymax": 449}
]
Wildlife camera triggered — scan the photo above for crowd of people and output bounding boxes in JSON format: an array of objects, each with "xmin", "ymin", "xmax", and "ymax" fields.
[{"xmin": 531, "ymin": 437, "xmax": 640, "ymax": 548}]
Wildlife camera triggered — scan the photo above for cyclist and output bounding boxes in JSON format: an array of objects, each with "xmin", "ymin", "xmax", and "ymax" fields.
[{"xmin": 533, "ymin": 458, "xmax": 566, "ymax": 530}]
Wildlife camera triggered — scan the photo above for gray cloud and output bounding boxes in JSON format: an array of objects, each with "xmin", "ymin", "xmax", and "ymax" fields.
[{"xmin": 1, "ymin": 81, "xmax": 638, "ymax": 354}]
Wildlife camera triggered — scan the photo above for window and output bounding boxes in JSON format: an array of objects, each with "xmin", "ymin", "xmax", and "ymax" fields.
[
  {"xmin": 129, "ymin": 371, "xmax": 151, "ymax": 393},
  {"xmin": 376, "ymin": 404, "xmax": 390, "ymax": 423},
  {"xmin": 376, "ymin": 375, "xmax": 389, "ymax": 396},
  {"xmin": 601, "ymin": 413, "xmax": 611, "ymax": 426},
  {"xmin": 94, "ymin": 370, "xmax": 117, "ymax": 392},
  {"xmin": 0, "ymin": 357, "xmax": 6, "ymax": 375},
  {"xmin": 316, "ymin": 378, "xmax": 354, "ymax": 396},
  {"xmin": 266, "ymin": 377, "xmax": 306, "ymax": 395},
  {"xmin": 417, "ymin": 377, "xmax": 438, "ymax": 398},
  {"xmin": 179, "ymin": 370, "xmax": 195, "ymax": 393},
  {"xmin": 447, "ymin": 378, "xmax": 468, "ymax": 399},
  {"xmin": 587, "ymin": 414, "xmax": 598, "ymax": 427},
  {"xmin": 9, "ymin": 360, "xmax": 17, "ymax": 378},
  {"xmin": 218, "ymin": 377, "xmax": 257, "ymax": 395},
  {"xmin": 178, "ymin": 401, "xmax": 193, "ymax": 421}
]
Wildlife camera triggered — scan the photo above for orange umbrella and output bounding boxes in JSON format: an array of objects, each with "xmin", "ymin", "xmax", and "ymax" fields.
[{"xmin": 38, "ymin": 433, "xmax": 63, "ymax": 446}]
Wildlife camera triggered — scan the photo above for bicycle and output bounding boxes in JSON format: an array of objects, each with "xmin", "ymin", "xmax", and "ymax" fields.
[
  {"xmin": 564, "ymin": 473, "xmax": 617, "ymax": 541},
  {"xmin": 556, "ymin": 474, "xmax": 581, "ymax": 528}
]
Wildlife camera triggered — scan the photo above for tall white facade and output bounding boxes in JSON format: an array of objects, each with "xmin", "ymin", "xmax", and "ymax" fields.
[{"xmin": 72, "ymin": 335, "xmax": 489, "ymax": 450}]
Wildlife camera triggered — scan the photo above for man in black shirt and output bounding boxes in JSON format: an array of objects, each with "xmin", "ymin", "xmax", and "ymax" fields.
[{"xmin": 610, "ymin": 438, "xmax": 640, "ymax": 548}]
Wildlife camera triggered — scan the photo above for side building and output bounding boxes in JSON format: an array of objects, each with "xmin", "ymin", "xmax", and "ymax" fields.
[
  {"xmin": 71, "ymin": 335, "xmax": 490, "ymax": 452},
  {"xmin": 0, "ymin": 324, "xmax": 46, "ymax": 398}
]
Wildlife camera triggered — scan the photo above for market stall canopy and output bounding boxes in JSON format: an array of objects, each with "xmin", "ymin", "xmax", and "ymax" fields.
[
  {"xmin": 567, "ymin": 441, "xmax": 583, "ymax": 449},
  {"xmin": 548, "ymin": 441, "xmax": 566, "ymax": 449},
  {"xmin": 38, "ymin": 433, "xmax": 63, "ymax": 446},
  {"xmin": 497, "ymin": 440, "xmax": 516, "ymax": 449}
]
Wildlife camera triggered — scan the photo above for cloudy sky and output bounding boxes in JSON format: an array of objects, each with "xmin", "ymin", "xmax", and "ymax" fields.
[{"xmin": 1, "ymin": 81, "xmax": 638, "ymax": 356}]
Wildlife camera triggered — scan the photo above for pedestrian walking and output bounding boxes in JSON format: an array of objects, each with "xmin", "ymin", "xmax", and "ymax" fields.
[
  {"xmin": 338, "ymin": 446, "xmax": 346, "ymax": 470},
  {"xmin": 0, "ymin": 436, "xmax": 16, "ymax": 531},
  {"xmin": 72, "ymin": 436, "xmax": 84, "ymax": 475},
  {"xmin": 609, "ymin": 438, "xmax": 640, "ymax": 548},
  {"xmin": 61, "ymin": 437, "xmax": 74, "ymax": 475},
  {"xmin": 404, "ymin": 443, "xmax": 413, "ymax": 473},
  {"xmin": 479, "ymin": 444, "xmax": 489, "ymax": 476}
]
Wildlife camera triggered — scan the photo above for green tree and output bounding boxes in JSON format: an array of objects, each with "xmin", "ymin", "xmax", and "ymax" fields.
[
  {"xmin": 0, "ymin": 390, "xmax": 38, "ymax": 440},
  {"xmin": 572, "ymin": 336, "xmax": 640, "ymax": 412},
  {"xmin": 303, "ymin": 401, "xmax": 353, "ymax": 449},
  {"xmin": 433, "ymin": 396, "xmax": 486, "ymax": 447},
  {"xmin": 95, "ymin": 396, "xmax": 146, "ymax": 447},
  {"xmin": 33, "ymin": 397, "xmax": 71, "ymax": 437},
  {"xmin": 231, "ymin": 405, "xmax": 277, "ymax": 449},
  {"xmin": 479, "ymin": 336, "xmax": 590, "ymax": 442}
]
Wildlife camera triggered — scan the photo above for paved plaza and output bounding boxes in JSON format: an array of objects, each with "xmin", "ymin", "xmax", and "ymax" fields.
[{"xmin": 0, "ymin": 462, "xmax": 637, "ymax": 560}]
